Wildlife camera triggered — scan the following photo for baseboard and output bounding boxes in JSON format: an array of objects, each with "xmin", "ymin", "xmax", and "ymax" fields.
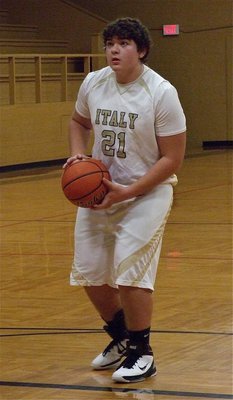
[
  {"xmin": 0, "ymin": 158, "xmax": 66, "ymax": 173},
  {"xmin": 202, "ymin": 140, "xmax": 233, "ymax": 149},
  {"xmin": 0, "ymin": 156, "xmax": 93, "ymax": 173}
]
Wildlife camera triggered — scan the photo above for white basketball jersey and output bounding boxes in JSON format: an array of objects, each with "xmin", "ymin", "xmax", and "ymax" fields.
[{"xmin": 75, "ymin": 65, "xmax": 186, "ymax": 185}]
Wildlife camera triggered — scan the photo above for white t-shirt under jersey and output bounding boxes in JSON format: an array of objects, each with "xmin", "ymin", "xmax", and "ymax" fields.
[{"xmin": 75, "ymin": 65, "xmax": 186, "ymax": 185}]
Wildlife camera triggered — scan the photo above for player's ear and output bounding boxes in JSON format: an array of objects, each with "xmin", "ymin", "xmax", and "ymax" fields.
[{"xmin": 138, "ymin": 49, "xmax": 146, "ymax": 60}]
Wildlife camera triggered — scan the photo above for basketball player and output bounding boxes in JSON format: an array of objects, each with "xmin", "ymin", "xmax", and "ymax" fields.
[{"xmin": 64, "ymin": 17, "xmax": 186, "ymax": 383}]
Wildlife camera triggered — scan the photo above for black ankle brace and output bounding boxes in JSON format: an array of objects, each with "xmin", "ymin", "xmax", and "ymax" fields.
[
  {"xmin": 128, "ymin": 327, "xmax": 151, "ymax": 347},
  {"xmin": 104, "ymin": 309, "xmax": 129, "ymax": 340}
]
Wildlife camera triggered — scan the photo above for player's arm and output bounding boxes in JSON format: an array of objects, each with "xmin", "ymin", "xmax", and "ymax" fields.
[
  {"xmin": 127, "ymin": 131, "xmax": 186, "ymax": 196},
  {"xmin": 94, "ymin": 131, "xmax": 186, "ymax": 209},
  {"xmin": 63, "ymin": 110, "xmax": 92, "ymax": 168}
]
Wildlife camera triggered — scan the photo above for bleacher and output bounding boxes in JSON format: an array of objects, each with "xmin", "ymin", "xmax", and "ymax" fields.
[{"xmin": 0, "ymin": 4, "xmax": 106, "ymax": 167}]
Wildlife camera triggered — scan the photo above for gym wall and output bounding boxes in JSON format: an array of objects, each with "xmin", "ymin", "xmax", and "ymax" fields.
[
  {"xmin": 0, "ymin": 0, "xmax": 232, "ymax": 167},
  {"xmin": 77, "ymin": 0, "xmax": 232, "ymax": 150}
]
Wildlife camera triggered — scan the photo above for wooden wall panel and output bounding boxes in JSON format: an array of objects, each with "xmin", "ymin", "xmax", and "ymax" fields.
[
  {"xmin": 0, "ymin": 102, "xmax": 93, "ymax": 166},
  {"xmin": 0, "ymin": 0, "xmax": 232, "ymax": 166}
]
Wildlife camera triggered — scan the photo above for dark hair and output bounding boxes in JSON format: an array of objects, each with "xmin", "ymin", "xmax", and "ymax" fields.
[{"xmin": 102, "ymin": 17, "xmax": 152, "ymax": 63}]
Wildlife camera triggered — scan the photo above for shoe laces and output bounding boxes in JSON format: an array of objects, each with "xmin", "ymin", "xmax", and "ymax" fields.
[
  {"xmin": 119, "ymin": 344, "xmax": 153, "ymax": 369},
  {"xmin": 119, "ymin": 348, "xmax": 142, "ymax": 369},
  {"xmin": 103, "ymin": 338, "xmax": 127, "ymax": 356}
]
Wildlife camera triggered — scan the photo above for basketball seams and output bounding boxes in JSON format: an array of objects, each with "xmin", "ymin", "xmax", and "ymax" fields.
[
  {"xmin": 65, "ymin": 173, "xmax": 106, "ymax": 201},
  {"xmin": 62, "ymin": 169, "xmax": 105, "ymax": 190},
  {"xmin": 62, "ymin": 160, "xmax": 108, "ymax": 189},
  {"xmin": 61, "ymin": 158, "xmax": 110, "ymax": 207},
  {"xmin": 70, "ymin": 181, "xmax": 106, "ymax": 202}
]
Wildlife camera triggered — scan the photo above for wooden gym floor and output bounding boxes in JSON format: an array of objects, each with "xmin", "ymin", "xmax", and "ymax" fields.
[{"xmin": 0, "ymin": 150, "xmax": 232, "ymax": 400}]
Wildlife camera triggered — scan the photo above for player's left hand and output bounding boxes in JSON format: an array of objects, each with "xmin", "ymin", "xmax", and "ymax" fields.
[
  {"xmin": 92, "ymin": 178, "xmax": 131, "ymax": 210},
  {"xmin": 62, "ymin": 154, "xmax": 90, "ymax": 169}
]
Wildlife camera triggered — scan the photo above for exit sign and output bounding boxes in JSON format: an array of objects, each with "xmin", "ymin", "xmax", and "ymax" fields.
[{"xmin": 163, "ymin": 24, "xmax": 179, "ymax": 36}]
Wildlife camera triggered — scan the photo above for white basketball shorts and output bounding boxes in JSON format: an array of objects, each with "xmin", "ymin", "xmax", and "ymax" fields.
[{"xmin": 70, "ymin": 183, "xmax": 173, "ymax": 291}]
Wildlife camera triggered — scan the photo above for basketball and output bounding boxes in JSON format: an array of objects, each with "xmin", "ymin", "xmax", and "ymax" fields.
[{"xmin": 61, "ymin": 158, "xmax": 111, "ymax": 207}]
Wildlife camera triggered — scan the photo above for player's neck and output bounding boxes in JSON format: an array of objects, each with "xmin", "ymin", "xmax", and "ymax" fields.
[{"xmin": 115, "ymin": 63, "xmax": 144, "ymax": 84}]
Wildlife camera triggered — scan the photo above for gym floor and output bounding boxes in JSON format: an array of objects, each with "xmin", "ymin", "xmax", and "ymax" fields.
[{"xmin": 0, "ymin": 150, "xmax": 232, "ymax": 400}]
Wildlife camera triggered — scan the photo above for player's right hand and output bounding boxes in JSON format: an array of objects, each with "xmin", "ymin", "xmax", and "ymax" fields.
[{"xmin": 62, "ymin": 154, "xmax": 90, "ymax": 169}]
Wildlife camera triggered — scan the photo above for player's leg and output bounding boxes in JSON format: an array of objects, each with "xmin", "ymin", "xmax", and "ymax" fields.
[
  {"xmin": 112, "ymin": 184, "xmax": 173, "ymax": 383},
  {"xmin": 85, "ymin": 285, "xmax": 129, "ymax": 370},
  {"xmin": 84, "ymin": 284, "xmax": 121, "ymax": 322},
  {"xmin": 70, "ymin": 208, "xmax": 128, "ymax": 369},
  {"xmin": 118, "ymin": 286, "xmax": 153, "ymax": 331},
  {"xmin": 110, "ymin": 285, "xmax": 156, "ymax": 382}
]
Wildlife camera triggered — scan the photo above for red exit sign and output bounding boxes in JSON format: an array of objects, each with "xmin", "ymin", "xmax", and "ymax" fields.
[{"xmin": 163, "ymin": 24, "xmax": 179, "ymax": 36}]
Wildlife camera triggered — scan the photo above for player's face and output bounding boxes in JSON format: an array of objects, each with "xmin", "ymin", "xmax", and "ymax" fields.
[{"xmin": 105, "ymin": 36, "xmax": 145, "ymax": 83}]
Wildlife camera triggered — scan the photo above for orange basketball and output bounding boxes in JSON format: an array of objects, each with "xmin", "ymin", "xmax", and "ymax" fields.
[{"xmin": 61, "ymin": 158, "xmax": 111, "ymax": 208}]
